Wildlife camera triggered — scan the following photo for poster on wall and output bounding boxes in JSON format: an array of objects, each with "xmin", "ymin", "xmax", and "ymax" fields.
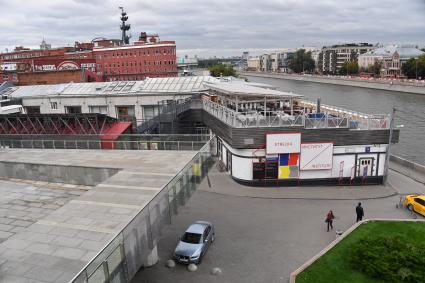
[
  {"xmin": 266, "ymin": 133, "xmax": 301, "ymax": 154},
  {"xmin": 278, "ymin": 153, "xmax": 299, "ymax": 179},
  {"xmin": 300, "ymin": 142, "xmax": 334, "ymax": 170},
  {"xmin": 265, "ymin": 155, "xmax": 279, "ymax": 179},
  {"xmin": 253, "ymin": 162, "xmax": 265, "ymax": 180}
]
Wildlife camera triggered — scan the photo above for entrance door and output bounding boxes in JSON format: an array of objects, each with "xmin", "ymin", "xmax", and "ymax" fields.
[
  {"xmin": 116, "ymin": 106, "xmax": 135, "ymax": 120},
  {"xmin": 358, "ymin": 158, "xmax": 374, "ymax": 177},
  {"xmin": 227, "ymin": 151, "xmax": 232, "ymax": 173}
]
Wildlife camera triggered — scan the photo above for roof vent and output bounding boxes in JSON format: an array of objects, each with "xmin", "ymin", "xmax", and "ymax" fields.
[{"xmin": 95, "ymin": 87, "xmax": 102, "ymax": 91}]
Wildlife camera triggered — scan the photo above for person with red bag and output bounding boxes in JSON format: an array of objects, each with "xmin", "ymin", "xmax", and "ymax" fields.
[{"xmin": 325, "ymin": 210, "xmax": 335, "ymax": 232}]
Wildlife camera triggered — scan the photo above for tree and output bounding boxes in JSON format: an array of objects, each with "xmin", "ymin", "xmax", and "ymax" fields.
[
  {"xmin": 208, "ymin": 64, "xmax": 236, "ymax": 77},
  {"xmin": 339, "ymin": 61, "xmax": 359, "ymax": 75},
  {"xmin": 372, "ymin": 60, "xmax": 383, "ymax": 77},
  {"xmin": 288, "ymin": 49, "xmax": 315, "ymax": 73},
  {"xmin": 401, "ymin": 55, "xmax": 425, "ymax": 79}
]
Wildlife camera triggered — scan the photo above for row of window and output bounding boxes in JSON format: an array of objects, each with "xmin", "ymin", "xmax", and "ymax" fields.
[
  {"xmin": 103, "ymin": 68, "xmax": 175, "ymax": 75},
  {"xmin": 96, "ymin": 48, "xmax": 175, "ymax": 60},
  {"xmin": 45, "ymin": 104, "xmax": 160, "ymax": 119},
  {"xmin": 107, "ymin": 74, "xmax": 173, "ymax": 81},
  {"xmin": 99, "ymin": 60, "xmax": 175, "ymax": 69}
]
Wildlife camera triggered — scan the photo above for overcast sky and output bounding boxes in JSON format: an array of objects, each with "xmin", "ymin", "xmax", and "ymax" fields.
[{"xmin": 0, "ymin": 0, "xmax": 424, "ymax": 57}]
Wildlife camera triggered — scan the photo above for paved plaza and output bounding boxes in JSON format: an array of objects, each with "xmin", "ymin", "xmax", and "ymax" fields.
[
  {"xmin": 0, "ymin": 179, "xmax": 89, "ymax": 243},
  {"xmin": 0, "ymin": 149, "xmax": 197, "ymax": 283},
  {"xmin": 134, "ymin": 166, "xmax": 425, "ymax": 283}
]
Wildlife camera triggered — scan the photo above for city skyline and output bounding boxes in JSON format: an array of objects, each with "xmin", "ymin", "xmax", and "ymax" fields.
[{"xmin": 0, "ymin": 0, "xmax": 425, "ymax": 57}]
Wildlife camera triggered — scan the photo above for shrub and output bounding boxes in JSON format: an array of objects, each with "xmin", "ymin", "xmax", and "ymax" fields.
[{"xmin": 350, "ymin": 235, "xmax": 425, "ymax": 283}]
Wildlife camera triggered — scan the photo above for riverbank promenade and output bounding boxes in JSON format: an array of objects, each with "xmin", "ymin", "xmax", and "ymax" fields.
[{"xmin": 240, "ymin": 71, "xmax": 425, "ymax": 95}]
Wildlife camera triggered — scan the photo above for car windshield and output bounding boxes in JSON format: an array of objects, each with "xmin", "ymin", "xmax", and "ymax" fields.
[{"xmin": 181, "ymin": 232, "xmax": 202, "ymax": 244}]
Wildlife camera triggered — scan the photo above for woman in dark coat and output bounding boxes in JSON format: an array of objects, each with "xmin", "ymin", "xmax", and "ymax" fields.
[{"xmin": 326, "ymin": 210, "xmax": 335, "ymax": 232}]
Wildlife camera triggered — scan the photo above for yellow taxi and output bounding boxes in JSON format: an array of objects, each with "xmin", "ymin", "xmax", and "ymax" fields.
[{"xmin": 404, "ymin": 195, "xmax": 425, "ymax": 216}]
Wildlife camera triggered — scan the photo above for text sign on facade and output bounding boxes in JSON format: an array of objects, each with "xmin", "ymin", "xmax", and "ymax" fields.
[
  {"xmin": 266, "ymin": 133, "xmax": 301, "ymax": 154},
  {"xmin": 300, "ymin": 142, "xmax": 334, "ymax": 170}
]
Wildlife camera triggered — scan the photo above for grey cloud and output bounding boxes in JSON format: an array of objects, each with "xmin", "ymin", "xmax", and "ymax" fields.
[{"xmin": 0, "ymin": 0, "xmax": 424, "ymax": 57}]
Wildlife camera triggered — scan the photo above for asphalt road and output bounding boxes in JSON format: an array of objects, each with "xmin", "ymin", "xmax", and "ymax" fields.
[{"xmin": 132, "ymin": 189, "xmax": 421, "ymax": 283}]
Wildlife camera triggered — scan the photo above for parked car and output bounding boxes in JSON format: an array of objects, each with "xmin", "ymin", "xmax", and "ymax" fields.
[
  {"xmin": 174, "ymin": 221, "xmax": 215, "ymax": 264},
  {"xmin": 404, "ymin": 195, "xmax": 425, "ymax": 216}
]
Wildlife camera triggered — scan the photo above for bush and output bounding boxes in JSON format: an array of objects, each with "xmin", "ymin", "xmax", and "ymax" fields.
[{"xmin": 350, "ymin": 235, "xmax": 425, "ymax": 282}]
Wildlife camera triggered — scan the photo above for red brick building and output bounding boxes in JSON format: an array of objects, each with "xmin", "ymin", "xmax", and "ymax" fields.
[
  {"xmin": 1, "ymin": 35, "xmax": 177, "ymax": 84},
  {"xmin": 93, "ymin": 39, "xmax": 177, "ymax": 81}
]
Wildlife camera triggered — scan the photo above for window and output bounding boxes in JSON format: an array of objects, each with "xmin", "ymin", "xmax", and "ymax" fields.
[
  {"xmin": 203, "ymin": 226, "xmax": 211, "ymax": 241},
  {"xmin": 65, "ymin": 106, "xmax": 82, "ymax": 114},
  {"xmin": 143, "ymin": 105, "xmax": 160, "ymax": 120},
  {"xmin": 89, "ymin": 105, "xmax": 108, "ymax": 114},
  {"xmin": 181, "ymin": 232, "xmax": 202, "ymax": 244},
  {"xmin": 25, "ymin": 106, "xmax": 40, "ymax": 114},
  {"xmin": 50, "ymin": 102, "xmax": 58, "ymax": 110}
]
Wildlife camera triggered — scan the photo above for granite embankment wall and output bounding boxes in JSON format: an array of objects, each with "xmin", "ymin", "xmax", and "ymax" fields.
[
  {"xmin": 390, "ymin": 155, "xmax": 425, "ymax": 184},
  {"xmin": 240, "ymin": 72, "xmax": 425, "ymax": 95}
]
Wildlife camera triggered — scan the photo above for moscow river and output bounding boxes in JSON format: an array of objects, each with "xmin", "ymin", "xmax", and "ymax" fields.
[{"xmin": 244, "ymin": 75, "xmax": 425, "ymax": 165}]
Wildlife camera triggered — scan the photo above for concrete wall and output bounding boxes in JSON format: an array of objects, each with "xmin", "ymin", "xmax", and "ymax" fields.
[
  {"xmin": 21, "ymin": 94, "xmax": 192, "ymax": 122},
  {"xmin": 0, "ymin": 161, "xmax": 119, "ymax": 185},
  {"xmin": 18, "ymin": 70, "xmax": 84, "ymax": 86},
  {"xmin": 390, "ymin": 155, "xmax": 425, "ymax": 184},
  {"xmin": 241, "ymin": 72, "xmax": 425, "ymax": 95}
]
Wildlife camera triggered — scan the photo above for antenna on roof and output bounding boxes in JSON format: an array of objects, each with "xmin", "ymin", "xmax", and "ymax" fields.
[{"xmin": 119, "ymin": 7, "xmax": 131, "ymax": 45}]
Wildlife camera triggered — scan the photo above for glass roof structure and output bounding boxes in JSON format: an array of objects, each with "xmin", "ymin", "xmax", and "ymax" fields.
[
  {"xmin": 140, "ymin": 76, "xmax": 217, "ymax": 93},
  {"xmin": 6, "ymin": 76, "xmax": 219, "ymax": 98}
]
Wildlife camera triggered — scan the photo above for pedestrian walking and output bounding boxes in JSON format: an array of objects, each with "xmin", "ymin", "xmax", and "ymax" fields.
[
  {"xmin": 356, "ymin": 202, "xmax": 364, "ymax": 222},
  {"xmin": 325, "ymin": 210, "xmax": 335, "ymax": 232}
]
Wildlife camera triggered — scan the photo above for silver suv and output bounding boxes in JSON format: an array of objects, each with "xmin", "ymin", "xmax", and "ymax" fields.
[{"xmin": 174, "ymin": 221, "xmax": 215, "ymax": 264}]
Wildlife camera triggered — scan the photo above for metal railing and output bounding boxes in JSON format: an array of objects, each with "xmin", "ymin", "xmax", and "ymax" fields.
[
  {"xmin": 69, "ymin": 136, "xmax": 216, "ymax": 283},
  {"xmin": 0, "ymin": 139, "xmax": 208, "ymax": 151},
  {"xmin": 202, "ymin": 98, "xmax": 390, "ymax": 130},
  {"xmin": 0, "ymin": 134, "xmax": 212, "ymax": 151}
]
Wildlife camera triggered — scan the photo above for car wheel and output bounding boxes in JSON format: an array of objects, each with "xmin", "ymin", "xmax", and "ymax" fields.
[
  {"xmin": 197, "ymin": 256, "xmax": 202, "ymax": 265},
  {"xmin": 407, "ymin": 204, "xmax": 414, "ymax": 212},
  {"xmin": 211, "ymin": 233, "xmax": 215, "ymax": 243}
]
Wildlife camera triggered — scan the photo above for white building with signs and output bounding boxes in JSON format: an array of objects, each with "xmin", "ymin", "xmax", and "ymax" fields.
[{"xmin": 1, "ymin": 76, "xmax": 398, "ymax": 186}]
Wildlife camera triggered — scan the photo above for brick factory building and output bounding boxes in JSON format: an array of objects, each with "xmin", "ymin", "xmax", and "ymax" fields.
[
  {"xmin": 0, "ymin": 9, "xmax": 177, "ymax": 85},
  {"xmin": 93, "ymin": 33, "xmax": 177, "ymax": 81}
]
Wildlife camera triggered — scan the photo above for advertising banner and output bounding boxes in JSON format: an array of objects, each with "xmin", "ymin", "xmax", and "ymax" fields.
[
  {"xmin": 278, "ymin": 153, "xmax": 299, "ymax": 179},
  {"xmin": 266, "ymin": 133, "xmax": 301, "ymax": 154},
  {"xmin": 300, "ymin": 142, "xmax": 334, "ymax": 170}
]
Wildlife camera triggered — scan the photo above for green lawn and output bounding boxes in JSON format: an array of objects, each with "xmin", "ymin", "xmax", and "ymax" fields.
[{"xmin": 296, "ymin": 221, "xmax": 425, "ymax": 283}]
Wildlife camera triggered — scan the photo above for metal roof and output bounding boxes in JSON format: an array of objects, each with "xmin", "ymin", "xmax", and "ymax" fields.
[
  {"xmin": 6, "ymin": 76, "xmax": 218, "ymax": 98},
  {"xmin": 204, "ymin": 80, "xmax": 303, "ymax": 99},
  {"xmin": 141, "ymin": 76, "xmax": 218, "ymax": 93}
]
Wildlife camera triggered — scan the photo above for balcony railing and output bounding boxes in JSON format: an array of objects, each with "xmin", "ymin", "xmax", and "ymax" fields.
[{"xmin": 202, "ymin": 98, "xmax": 390, "ymax": 130}]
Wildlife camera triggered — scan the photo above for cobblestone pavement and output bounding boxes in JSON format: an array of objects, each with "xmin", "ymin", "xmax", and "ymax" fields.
[{"xmin": 0, "ymin": 179, "xmax": 90, "ymax": 243}]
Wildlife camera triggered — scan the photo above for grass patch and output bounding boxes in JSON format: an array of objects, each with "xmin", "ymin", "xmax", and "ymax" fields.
[{"xmin": 296, "ymin": 221, "xmax": 425, "ymax": 283}]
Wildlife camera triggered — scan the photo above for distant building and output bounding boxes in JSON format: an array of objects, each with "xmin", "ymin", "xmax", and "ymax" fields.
[
  {"xmin": 247, "ymin": 57, "xmax": 261, "ymax": 71},
  {"xmin": 318, "ymin": 43, "xmax": 374, "ymax": 74},
  {"xmin": 358, "ymin": 45, "xmax": 424, "ymax": 78},
  {"xmin": 93, "ymin": 33, "xmax": 177, "ymax": 81}
]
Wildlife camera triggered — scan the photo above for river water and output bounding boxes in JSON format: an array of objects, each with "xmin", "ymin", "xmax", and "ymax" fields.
[{"xmin": 244, "ymin": 75, "xmax": 425, "ymax": 165}]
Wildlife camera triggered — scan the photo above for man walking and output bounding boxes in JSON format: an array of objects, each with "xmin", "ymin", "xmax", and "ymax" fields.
[{"xmin": 356, "ymin": 202, "xmax": 364, "ymax": 222}]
